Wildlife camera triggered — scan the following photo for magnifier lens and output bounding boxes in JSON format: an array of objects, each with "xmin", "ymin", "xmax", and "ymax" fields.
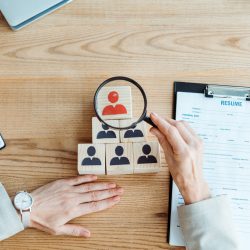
[{"xmin": 95, "ymin": 78, "xmax": 146, "ymax": 130}]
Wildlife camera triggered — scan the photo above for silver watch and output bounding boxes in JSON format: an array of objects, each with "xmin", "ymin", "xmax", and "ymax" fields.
[{"xmin": 13, "ymin": 191, "xmax": 34, "ymax": 228}]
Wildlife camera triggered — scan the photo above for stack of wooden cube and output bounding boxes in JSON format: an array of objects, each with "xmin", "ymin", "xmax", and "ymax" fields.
[{"xmin": 78, "ymin": 86, "xmax": 161, "ymax": 175}]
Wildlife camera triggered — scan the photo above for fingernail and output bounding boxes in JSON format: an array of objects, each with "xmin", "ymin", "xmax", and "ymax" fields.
[
  {"xmin": 82, "ymin": 231, "xmax": 91, "ymax": 237},
  {"xmin": 113, "ymin": 196, "xmax": 120, "ymax": 202},
  {"xmin": 117, "ymin": 187, "xmax": 124, "ymax": 194},
  {"xmin": 151, "ymin": 112, "xmax": 158, "ymax": 118},
  {"xmin": 108, "ymin": 183, "xmax": 116, "ymax": 188}
]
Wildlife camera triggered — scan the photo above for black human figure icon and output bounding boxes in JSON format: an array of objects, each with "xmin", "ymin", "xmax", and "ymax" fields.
[
  {"xmin": 97, "ymin": 123, "xmax": 116, "ymax": 139},
  {"xmin": 110, "ymin": 146, "xmax": 130, "ymax": 165},
  {"xmin": 137, "ymin": 144, "xmax": 157, "ymax": 164},
  {"xmin": 82, "ymin": 146, "xmax": 101, "ymax": 166},
  {"xmin": 124, "ymin": 124, "xmax": 144, "ymax": 138}
]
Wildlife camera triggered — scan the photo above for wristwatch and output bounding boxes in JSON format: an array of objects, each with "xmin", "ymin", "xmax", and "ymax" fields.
[{"xmin": 13, "ymin": 191, "xmax": 34, "ymax": 228}]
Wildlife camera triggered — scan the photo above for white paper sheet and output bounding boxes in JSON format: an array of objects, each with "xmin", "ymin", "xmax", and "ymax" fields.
[{"xmin": 169, "ymin": 92, "xmax": 250, "ymax": 249}]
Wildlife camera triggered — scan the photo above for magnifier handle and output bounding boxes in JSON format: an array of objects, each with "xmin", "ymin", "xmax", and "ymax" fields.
[{"xmin": 144, "ymin": 116, "xmax": 157, "ymax": 128}]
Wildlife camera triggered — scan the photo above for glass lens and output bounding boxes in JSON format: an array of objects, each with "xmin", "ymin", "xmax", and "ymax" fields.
[{"xmin": 94, "ymin": 78, "xmax": 146, "ymax": 129}]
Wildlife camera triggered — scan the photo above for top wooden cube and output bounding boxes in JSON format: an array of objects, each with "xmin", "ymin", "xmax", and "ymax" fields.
[{"xmin": 96, "ymin": 86, "xmax": 132, "ymax": 120}]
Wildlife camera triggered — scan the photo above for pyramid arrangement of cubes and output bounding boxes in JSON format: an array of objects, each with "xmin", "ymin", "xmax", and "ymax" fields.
[{"xmin": 78, "ymin": 86, "xmax": 161, "ymax": 175}]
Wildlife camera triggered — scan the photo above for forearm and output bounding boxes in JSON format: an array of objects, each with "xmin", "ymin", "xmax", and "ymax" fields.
[
  {"xmin": 0, "ymin": 183, "xmax": 24, "ymax": 241},
  {"xmin": 178, "ymin": 196, "xmax": 239, "ymax": 250}
]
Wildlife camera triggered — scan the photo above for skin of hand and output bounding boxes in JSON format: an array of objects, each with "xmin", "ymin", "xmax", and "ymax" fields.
[
  {"xmin": 28, "ymin": 175, "xmax": 123, "ymax": 237},
  {"xmin": 150, "ymin": 113, "xmax": 211, "ymax": 205}
]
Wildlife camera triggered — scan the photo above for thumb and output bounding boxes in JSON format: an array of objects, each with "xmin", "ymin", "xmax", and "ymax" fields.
[{"xmin": 58, "ymin": 224, "xmax": 91, "ymax": 237}]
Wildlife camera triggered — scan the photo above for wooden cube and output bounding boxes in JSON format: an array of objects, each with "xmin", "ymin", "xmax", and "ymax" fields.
[
  {"xmin": 96, "ymin": 86, "xmax": 132, "ymax": 120},
  {"xmin": 78, "ymin": 144, "xmax": 106, "ymax": 175},
  {"xmin": 133, "ymin": 141, "xmax": 161, "ymax": 173},
  {"xmin": 92, "ymin": 117, "xmax": 120, "ymax": 144},
  {"xmin": 120, "ymin": 119, "xmax": 147, "ymax": 142},
  {"xmin": 106, "ymin": 143, "xmax": 133, "ymax": 175}
]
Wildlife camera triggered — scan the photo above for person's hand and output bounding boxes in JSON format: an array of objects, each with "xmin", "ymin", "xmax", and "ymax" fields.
[
  {"xmin": 29, "ymin": 175, "xmax": 123, "ymax": 237},
  {"xmin": 150, "ymin": 113, "xmax": 210, "ymax": 205}
]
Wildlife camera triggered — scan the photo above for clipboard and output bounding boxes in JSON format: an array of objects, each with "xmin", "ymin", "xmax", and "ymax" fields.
[{"xmin": 167, "ymin": 81, "xmax": 250, "ymax": 244}]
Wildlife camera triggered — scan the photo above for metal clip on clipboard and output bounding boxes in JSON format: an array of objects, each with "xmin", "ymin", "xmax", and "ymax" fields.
[{"xmin": 205, "ymin": 85, "xmax": 250, "ymax": 101}]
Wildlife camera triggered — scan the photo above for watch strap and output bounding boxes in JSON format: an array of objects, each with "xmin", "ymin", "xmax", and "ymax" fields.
[{"xmin": 22, "ymin": 211, "xmax": 30, "ymax": 228}]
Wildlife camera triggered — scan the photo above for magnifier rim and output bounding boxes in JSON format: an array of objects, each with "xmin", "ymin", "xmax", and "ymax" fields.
[{"xmin": 93, "ymin": 76, "xmax": 147, "ymax": 130}]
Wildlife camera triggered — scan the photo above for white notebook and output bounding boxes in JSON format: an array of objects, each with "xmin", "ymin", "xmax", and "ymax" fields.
[{"xmin": 169, "ymin": 83, "xmax": 250, "ymax": 250}]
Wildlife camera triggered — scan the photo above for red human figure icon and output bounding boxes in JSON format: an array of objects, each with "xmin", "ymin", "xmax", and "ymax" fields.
[{"xmin": 102, "ymin": 91, "xmax": 127, "ymax": 115}]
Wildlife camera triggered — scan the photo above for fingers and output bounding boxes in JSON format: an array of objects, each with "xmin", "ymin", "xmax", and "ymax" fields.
[
  {"xmin": 166, "ymin": 118, "xmax": 197, "ymax": 141},
  {"xmin": 30, "ymin": 220, "xmax": 90, "ymax": 238},
  {"xmin": 150, "ymin": 127, "xmax": 174, "ymax": 165},
  {"xmin": 74, "ymin": 182, "xmax": 117, "ymax": 193},
  {"xmin": 150, "ymin": 113, "xmax": 186, "ymax": 154},
  {"xmin": 30, "ymin": 220, "xmax": 54, "ymax": 235},
  {"xmin": 150, "ymin": 127, "xmax": 173, "ymax": 155},
  {"xmin": 171, "ymin": 121, "xmax": 193, "ymax": 144},
  {"xmin": 165, "ymin": 118, "xmax": 201, "ymax": 146},
  {"xmin": 75, "ymin": 187, "xmax": 124, "ymax": 204},
  {"xmin": 74, "ymin": 196, "xmax": 121, "ymax": 217},
  {"xmin": 179, "ymin": 120, "xmax": 197, "ymax": 137},
  {"xmin": 67, "ymin": 175, "xmax": 97, "ymax": 186},
  {"xmin": 57, "ymin": 224, "xmax": 91, "ymax": 237}
]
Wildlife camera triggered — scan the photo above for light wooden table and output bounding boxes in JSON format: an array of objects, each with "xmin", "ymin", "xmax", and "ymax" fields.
[{"xmin": 1, "ymin": 1, "xmax": 250, "ymax": 249}]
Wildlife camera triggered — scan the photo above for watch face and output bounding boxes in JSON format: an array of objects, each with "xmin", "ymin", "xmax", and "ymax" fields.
[{"xmin": 14, "ymin": 192, "xmax": 33, "ymax": 210}]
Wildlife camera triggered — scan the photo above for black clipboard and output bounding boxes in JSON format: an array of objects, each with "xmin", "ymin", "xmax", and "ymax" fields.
[{"xmin": 167, "ymin": 81, "xmax": 250, "ymax": 244}]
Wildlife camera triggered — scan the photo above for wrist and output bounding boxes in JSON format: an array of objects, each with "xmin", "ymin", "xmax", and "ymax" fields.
[
  {"xmin": 180, "ymin": 180, "xmax": 211, "ymax": 205},
  {"xmin": 12, "ymin": 191, "xmax": 34, "ymax": 229}
]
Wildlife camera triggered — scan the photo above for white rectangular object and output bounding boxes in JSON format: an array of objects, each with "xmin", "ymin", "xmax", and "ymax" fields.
[{"xmin": 169, "ymin": 91, "xmax": 250, "ymax": 249}]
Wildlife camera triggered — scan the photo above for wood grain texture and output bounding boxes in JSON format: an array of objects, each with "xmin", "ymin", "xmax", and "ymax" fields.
[
  {"xmin": 106, "ymin": 143, "xmax": 134, "ymax": 175},
  {"xmin": 133, "ymin": 142, "xmax": 161, "ymax": 174},
  {"xmin": 92, "ymin": 117, "xmax": 120, "ymax": 144},
  {"xmin": 78, "ymin": 144, "xmax": 106, "ymax": 175},
  {"xmin": 1, "ymin": 0, "xmax": 250, "ymax": 249},
  {"xmin": 120, "ymin": 119, "xmax": 147, "ymax": 143}
]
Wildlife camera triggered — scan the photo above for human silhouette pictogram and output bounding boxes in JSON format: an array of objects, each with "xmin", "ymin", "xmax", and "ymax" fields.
[
  {"xmin": 97, "ymin": 123, "xmax": 116, "ymax": 139},
  {"xmin": 137, "ymin": 144, "xmax": 157, "ymax": 164},
  {"xmin": 124, "ymin": 124, "xmax": 144, "ymax": 138},
  {"xmin": 102, "ymin": 91, "xmax": 127, "ymax": 115},
  {"xmin": 82, "ymin": 146, "xmax": 101, "ymax": 166},
  {"xmin": 110, "ymin": 146, "xmax": 130, "ymax": 165}
]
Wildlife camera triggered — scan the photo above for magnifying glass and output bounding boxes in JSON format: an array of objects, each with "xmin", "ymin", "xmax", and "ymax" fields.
[{"xmin": 94, "ymin": 76, "xmax": 156, "ymax": 130}]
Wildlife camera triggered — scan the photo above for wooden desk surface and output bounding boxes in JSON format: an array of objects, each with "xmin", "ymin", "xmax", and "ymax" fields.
[{"xmin": 1, "ymin": 1, "xmax": 250, "ymax": 249}]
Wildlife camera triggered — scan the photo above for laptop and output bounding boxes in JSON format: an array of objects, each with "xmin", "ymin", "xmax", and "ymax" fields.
[{"xmin": 0, "ymin": 0, "xmax": 72, "ymax": 30}]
